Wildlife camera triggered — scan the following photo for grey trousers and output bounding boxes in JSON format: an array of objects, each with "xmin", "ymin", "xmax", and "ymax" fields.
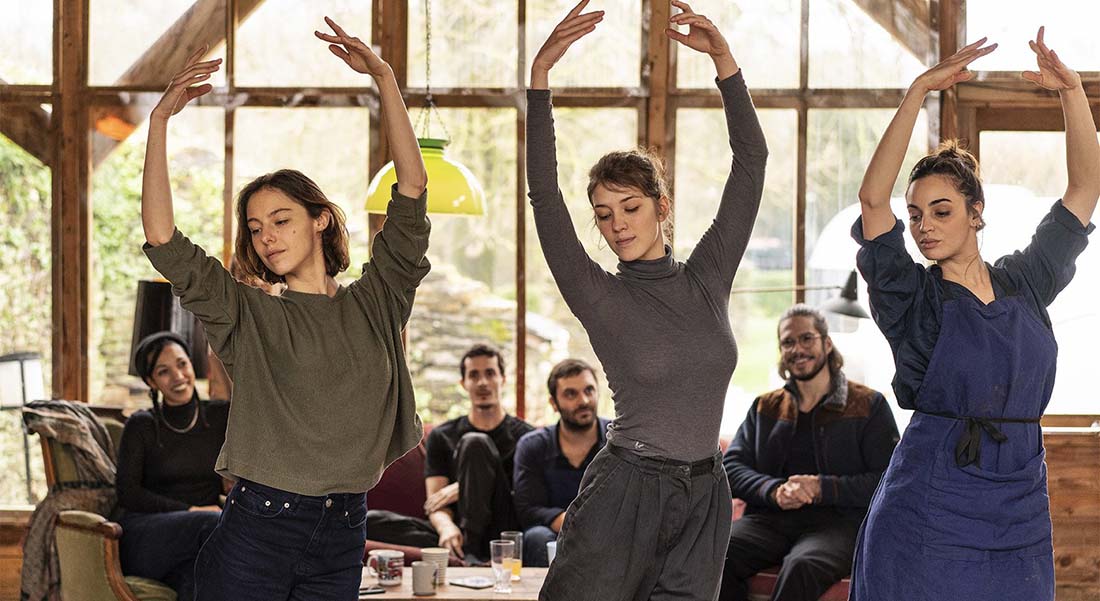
[{"xmin": 540, "ymin": 443, "xmax": 732, "ymax": 601}]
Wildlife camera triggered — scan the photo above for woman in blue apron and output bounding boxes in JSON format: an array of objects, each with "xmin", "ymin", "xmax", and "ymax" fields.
[{"xmin": 849, "ymin": 28, "xmax": 1098, "ymax": 600}]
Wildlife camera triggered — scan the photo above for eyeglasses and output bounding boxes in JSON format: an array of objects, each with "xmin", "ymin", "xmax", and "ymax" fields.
[{"xmin": 779, "ymin": 333, "xmax": 822, "ymax": 351}]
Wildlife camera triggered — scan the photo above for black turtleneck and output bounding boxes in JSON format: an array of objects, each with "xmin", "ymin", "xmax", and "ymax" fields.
[{"xmin": 115, "ymin": 399, "xmax": 229, "ymax": 513}]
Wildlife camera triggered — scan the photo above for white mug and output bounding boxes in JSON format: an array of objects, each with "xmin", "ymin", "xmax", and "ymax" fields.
[
  {"xmin": 367, "ymin": 550, "xmax": 404, "ymax": 586},
  {"xmin": 412, "ymin": 560, "xmax": 437, "ymax": 596}
]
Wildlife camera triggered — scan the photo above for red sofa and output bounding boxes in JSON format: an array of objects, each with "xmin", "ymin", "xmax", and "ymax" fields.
[{"xmin": 366, "ymin": 433, "xmax": 850, "ymax": 598}]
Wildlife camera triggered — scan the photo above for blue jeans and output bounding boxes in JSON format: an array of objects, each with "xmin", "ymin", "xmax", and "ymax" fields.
[
  {"xmin": 523, "ymin": 526, "xmax": 557, "ymax": 567},
  {"xmin": 194, "ymin": 480, "xmax": 367, "ymax": 601},
  {"xmin": 118, "ymin": 510, "xmax": 220, "ymax": 601}
]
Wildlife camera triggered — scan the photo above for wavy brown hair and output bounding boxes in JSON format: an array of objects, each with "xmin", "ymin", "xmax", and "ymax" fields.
[{"xmin": 234, "ymin": 169, "xmax": 350, "ymax": 284}]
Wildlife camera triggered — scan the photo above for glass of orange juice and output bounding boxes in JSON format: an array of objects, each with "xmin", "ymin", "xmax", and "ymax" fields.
[{"xmin": 500, "ymin": 531, "xmax": 523, "ymax": 580}]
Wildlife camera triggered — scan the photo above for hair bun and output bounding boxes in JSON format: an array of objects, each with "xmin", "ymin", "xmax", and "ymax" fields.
[{"xmin": 932, "ymin": 140, "xmax": 980, "ymax": 178}]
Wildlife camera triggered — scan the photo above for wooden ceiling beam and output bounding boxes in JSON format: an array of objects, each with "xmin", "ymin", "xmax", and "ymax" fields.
[
  {"xmin": 90, "ymin": 0, "xmax": 265, "ymax": 165},
  {"xmin": 852, "ymin": 0, "xmax": 934, "ymax": 63},
  {"xmin": 0, "ymin": 94, "xmax": 53, "ymax": 166}
]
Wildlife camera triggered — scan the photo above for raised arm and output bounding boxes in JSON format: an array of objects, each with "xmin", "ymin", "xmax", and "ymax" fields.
[
  {"xmin": 858, "ymin": 38, "xmax": 997, "ymax": 240},
  {"xmin": 316, "ymin": 17, "xmax": 426, "ymax": 198},
  {"xmin": 670, "ymin": 2, "xmax": 768, "ymax": 288},
  {"xmin": 141, "ymin": 47, "xmax": 220, "ymax": 246},
  {"xmin": 1022, "ymin": 26, "xmax": 1100, "ymax": 226},
  {"xmin": 526, "ymin": 1, "xmax": 613, "ymax": 313}
]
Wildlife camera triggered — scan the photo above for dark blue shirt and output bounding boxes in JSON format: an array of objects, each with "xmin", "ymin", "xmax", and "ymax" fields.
[
  {"xmin": 852, "ymin": 200, "xmax": 1093, "ymax": 409},
  {"xmin": 512, "ymin": 418, "xmax": 611, "ymax": 529}
]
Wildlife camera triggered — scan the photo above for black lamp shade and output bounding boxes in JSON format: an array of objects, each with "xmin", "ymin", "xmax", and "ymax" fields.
[
  {"xmin": 820, "ymin": 270, "xmax": 871, "ymax": 319},
  {"xmin": 129, "ymin": 280, "xmax": 209, "ymax": 378}
]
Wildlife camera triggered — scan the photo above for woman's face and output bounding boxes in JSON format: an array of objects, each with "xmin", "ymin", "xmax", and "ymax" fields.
[
  {"xmin": 905, "ymin": 174, "xmax": 982, "ymax": 262},
  {"xmin": 146, "ymin": 343, "xmax": 195, "ymax": 407},
  {"xmin": 245, "ymin": 187, "xmax": 329, "ymax": 279},
  {"xmin": 590, "ymin": 183, "xmax": 669, "ymax": 262}
]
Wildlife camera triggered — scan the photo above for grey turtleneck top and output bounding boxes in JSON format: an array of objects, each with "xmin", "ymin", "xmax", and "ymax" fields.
[{"xmin": 526, "ymin": 71, "xmax": 768, "ymax": 461}]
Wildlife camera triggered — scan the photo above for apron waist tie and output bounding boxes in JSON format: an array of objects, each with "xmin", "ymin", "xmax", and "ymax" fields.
[{"xmin": 918, "ymin": 411, "xmax": 1040, "ymax": 467}]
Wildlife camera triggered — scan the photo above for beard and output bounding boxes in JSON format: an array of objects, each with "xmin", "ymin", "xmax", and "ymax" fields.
[
  {"xmin": 559, "ymin": 408, "xmax": 596, "ymax": 432},
  {"xmin": 789, "ymin": 354, "xmax": 829, "ymax": 382}
]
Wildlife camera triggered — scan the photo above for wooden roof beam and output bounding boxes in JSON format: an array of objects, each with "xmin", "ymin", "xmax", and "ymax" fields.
[
  {"xmin": 91, "ymin": 0, "xmax": 265, "ymax": 165},
  {"xmin": 852, "ymin": 0, "xmax": 934, "ymax": 63},
  {"xmin": 0, "ymin": 81, "xmax": 53, "ymax": 166}
]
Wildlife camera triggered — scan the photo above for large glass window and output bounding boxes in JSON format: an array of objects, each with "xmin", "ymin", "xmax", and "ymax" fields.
[
  {"xmin": 0, "ymin": 133, "xmax": 52, "ymax": 504},
  {"xmin": 525, "ymin": 108, "xmax": 638, "ymax": 425},
  {"xmin": 809, "ymin": 0, "xmax": 926, "ymax": 88},
  {"xmin": 406, "ymin": 108, "xmax": 519, "ymax": 423},
  {"xmin": 407, "ymin": 0, "xmax": 517, "ymax": 88},
  {"xmin": 675, "ymin": 0, "xmax": 799, "ymax": 89},
  {"xmin": 675, "ymin": 109, "xmax": 798, "ymax": 434},
  {"xmin": 966, "ymin": 1, "xmax": 1100, "ymax": 71},
  {"xmin": 236, "ymin": 0, "xmax": 370, "ymax": 87},
  {"xmin": 525, "ymin": 0, "xmax": 641, "ymax": 88},
  {"xmin": 91, "ymin": 106, "xmax": 224, "ymax": 408},
  {"xmin": 90, "ymin": 0, "xmax": 226, "ymax": 86},
  {"xmin": 0, "ymin": 2, "xmax": 52, "ymax": 83}
]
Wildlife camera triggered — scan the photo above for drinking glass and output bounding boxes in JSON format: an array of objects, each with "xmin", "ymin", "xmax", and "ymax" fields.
[
  {"xmin": 500, "ymin": 530, "xmax": 523, "ymax": 580},
  {"xmin": 490, "ymin": 540, "xmax": 515, "ymax": 593}
]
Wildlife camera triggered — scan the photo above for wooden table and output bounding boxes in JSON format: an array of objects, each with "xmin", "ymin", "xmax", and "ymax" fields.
[{"xmin": 360, "ymin": 567, "xmax": 547, "ymax": 600}]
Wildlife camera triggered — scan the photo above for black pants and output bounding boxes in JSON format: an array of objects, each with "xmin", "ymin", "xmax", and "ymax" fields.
[
  {"xmin": 367, "ymin": 432, "xmax": 517, "ymax": 561},
  {"xmin": 720, "ymin": 507, "xmax": 861, "ymax": 601},
  {"xmin": 118, "ymin": 510, "xmax": 220, "ymax": 601}
]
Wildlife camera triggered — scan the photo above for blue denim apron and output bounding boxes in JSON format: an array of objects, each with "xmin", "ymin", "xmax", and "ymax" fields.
[{"xmin": 850, "ymin": 294, "xmax": 1055, "ymax": 600}]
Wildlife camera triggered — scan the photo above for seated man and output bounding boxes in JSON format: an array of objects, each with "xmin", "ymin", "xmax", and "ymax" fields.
[
  {"xmin": 720, "ymin": 305, "xmax": 900, "ymax": 601},
  {"xmin": 423, "ymin": 343, "xmax": 534, "ymax": 562},
  {"xmin": 513, "ymin": 359, "xmax": 610, "ymax": 567}
]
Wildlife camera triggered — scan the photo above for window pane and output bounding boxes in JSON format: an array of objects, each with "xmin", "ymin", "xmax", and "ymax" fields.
[
  {"xmin": 674, "ymin": 109, "xmax": 798, "ymax": 434},
  {"xmin": 979, "ymin": 131, "xmax": 1095, "ymax": 415},
  {"xmin": 0, "ymin": 1, "xmax": 52, "ymax": 83},
  {"xmin": 92, "ymin": 106, "xmax": 224, "ymax": 408},
  {"xmin": 404, "ymin": 109, "xmax": 519, "ymax": 423},
  {"xmin": 407, "ymin": 0, "xmax": 517, "ymax": 88},
  {"xmin": 525, "ymin": 108, "xmax": 638, "ymax": 426},
  {"xmin": 966, "ymin": 2, "xmax": 1100, "ymax": 71},
  {"xmin": 236, "ymin": 0, "xmax": 370, "ymax": 87},
  {"xmin": 809, "ymin": 0, "xmax": 926, "ymax": 88},
  {"xmin": 91, "ymin": 0, "xmax": 226, "ymax": 86},
  {"xmin": 0, "ymin": 132, "xmax": 52, "ymax": 503},
  {"xmin": 675, "ymin": 1, "xmax": 799, "ymax": 89},
  {"xmin": 806, "ymin": 108, "xmax": 928, "ymax": 427},
  {"xmin": 235, "ymin": 108, "xmax": 370, "ymax": 275},
  {"xmin": 526, "ymin": 0, "xmax": 641, "ymax": 88}
]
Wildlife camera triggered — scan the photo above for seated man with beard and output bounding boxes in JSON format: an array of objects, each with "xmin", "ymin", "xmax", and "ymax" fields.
[
  {"xmin": 513, "ymin": 359, "xmax": 610, "ymax": 567},
  {"xmin": 720, "ymin": 305, "xmax": 900, "ymax": 601}
]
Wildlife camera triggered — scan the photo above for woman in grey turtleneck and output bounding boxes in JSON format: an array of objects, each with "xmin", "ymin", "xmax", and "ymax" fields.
[{"xmin": 526, "ymin": 1, "xmax": 767, "ymax": 599}]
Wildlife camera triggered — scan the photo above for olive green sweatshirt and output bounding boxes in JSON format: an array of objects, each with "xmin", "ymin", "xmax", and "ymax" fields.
[{"xmin": 144, "ymin": 185, "xmax": 430, "ymax": 495}]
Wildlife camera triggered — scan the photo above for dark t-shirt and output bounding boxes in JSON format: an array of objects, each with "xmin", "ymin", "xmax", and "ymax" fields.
[
  {"xmin": 783, "ymin": 408, "xmax": 818, "ymax": 477},
  {"xmin": 424, "ymin": 415, "xmax": 534, "ymax": 486},
  {"xmin": 115, "ymin": 400, "xmax": 229, "ymax": 513}
]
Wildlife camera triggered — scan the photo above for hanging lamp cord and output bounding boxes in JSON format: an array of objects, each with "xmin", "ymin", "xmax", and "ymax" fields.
[{"xmin": 412, "ymin": 0, "xmax": 451, "ymax": 141}]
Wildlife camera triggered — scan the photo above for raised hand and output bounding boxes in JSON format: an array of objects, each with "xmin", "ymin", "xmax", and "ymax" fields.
[
  {"xmin": 314, "ymin": 16, "xmax": 389, "ymax": 77},
  {"xmin": 151, "ymin": 46, "xmax": 219, "ymax": 122},
  {"xmin": 913, "ymin": 37, "xmax": 997, "ymax": 94},
  {"xmin": 530, "ymin": 0, "xmax": 604, "ymax": 87},
  {"xmin": 665, "ymin": 0, "xmax": 729, "ymax": 58},
  {"xmin": 1022, "ymin": 26, "xmax": 1081, "ymax": 91}
]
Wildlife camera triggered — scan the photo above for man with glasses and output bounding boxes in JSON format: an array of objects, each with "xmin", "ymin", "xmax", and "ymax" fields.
[{"xmin": 719, "ymin": 305, "xmax": 900, "ymax": 601}]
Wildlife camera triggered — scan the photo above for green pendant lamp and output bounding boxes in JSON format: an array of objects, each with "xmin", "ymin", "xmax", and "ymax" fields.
[
  {"xmin": 366, "ymin": 137, "xmax": 485, "ymax": 215},
  {"xmin": 366, "ymin": 0, "xmax": 485, "ymax": 216}
]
